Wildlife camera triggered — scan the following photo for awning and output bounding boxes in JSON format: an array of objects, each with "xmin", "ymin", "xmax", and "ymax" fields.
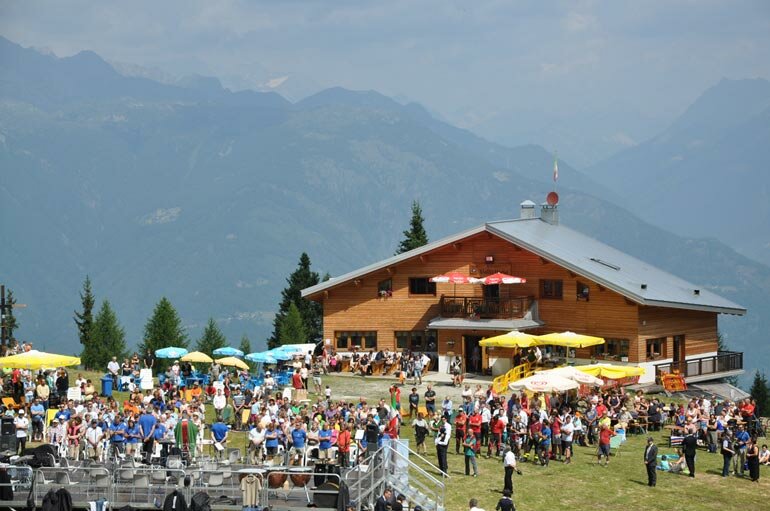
[{"xmin": 428, "ymin": 317, "xmax": 543, "ymax": 332}]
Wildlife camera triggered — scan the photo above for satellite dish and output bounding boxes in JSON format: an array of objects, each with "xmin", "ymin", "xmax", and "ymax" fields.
[{"xmin": 546, "ymin": 191, "xmax": 559, "ymax": 206}]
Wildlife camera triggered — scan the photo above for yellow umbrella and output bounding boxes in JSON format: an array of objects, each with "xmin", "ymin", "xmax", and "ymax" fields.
[
  {"xmin": 216, "ymin": 356, "xmax": 249, "ymax": 370},
  {"xmin": 536, "ymin": 331, "xmax": 605, "ymax": 348},
  {"xmin": 576, "ymin": 363, "xmax": 645, "ymax": 379},
  {"xmin": 181, "ymin": 351, "xmax": 213, "ymax": 363},
  {"xmin": 479, "ymin": 330, "xmax": 540, "ymax": 348},
  {"xmin": 0, "ymin": 350, "xmax": 80, "ymax": 370}
]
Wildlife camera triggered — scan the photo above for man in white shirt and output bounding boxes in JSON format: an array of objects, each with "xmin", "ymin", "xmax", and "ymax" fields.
[
  {"xmin": 480, "ymin": 404, "xmax": 492, "ymax": 447},
  {"xmin": 502, "ymin": 445, "xmax": 520, "ymax": 493},
  {"xmin": 468, "ymin": 498, "xmax": 486, "ymax": 511},
  {"xmin": 248, "ymin": 424, "xmax": 265, "ymax": 464},
  {"xmin": 14, "ymin": 410, "xmax": 29, "ymax": 454},
  {"xmin": 107, "ymin": 357, "xmax": 120, "ymax": 387},
  {"xmin": 212, "ymin": 389, "xmax": 227, "ymax": 422},
  {"xmin": 434, "ymin": 415, "xmax": 451, "ymax": 475},
  {"xmin": 85, "ymin": 419, "xmax": 104, "ymax": 460}
]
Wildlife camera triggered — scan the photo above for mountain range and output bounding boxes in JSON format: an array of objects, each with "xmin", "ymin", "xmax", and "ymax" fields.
[{"xmin": 1, "ymin": 36, "xmax": 768, "ymax": 385}]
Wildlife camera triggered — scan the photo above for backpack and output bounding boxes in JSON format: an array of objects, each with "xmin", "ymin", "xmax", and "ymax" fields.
[{"xmin": 190, "ymin": 491, "xmax": 211, "ymax": 511}]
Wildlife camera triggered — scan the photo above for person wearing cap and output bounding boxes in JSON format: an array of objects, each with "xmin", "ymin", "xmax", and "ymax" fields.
[
  {"xmin": 644, "ymin": 436, "xmax": 658, "ymax": 486},
  {"xmin": 14, "ymin": 409, "xmax": 29, "ymax": 454}
]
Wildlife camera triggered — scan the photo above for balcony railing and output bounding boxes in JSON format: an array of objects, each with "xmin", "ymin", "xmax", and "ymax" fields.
[
  {"xmin": 654, "ymin": 351, "xmax": 743, "ymax": 380},
  {"xmin": 439, "ymin": 295, "xmax": 533, "ymax": 320}
]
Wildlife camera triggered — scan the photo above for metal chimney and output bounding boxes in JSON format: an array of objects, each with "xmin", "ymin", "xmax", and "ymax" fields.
[{"xmin": 520, "ymin": 200, "xmax": 537, "ymax": 219}]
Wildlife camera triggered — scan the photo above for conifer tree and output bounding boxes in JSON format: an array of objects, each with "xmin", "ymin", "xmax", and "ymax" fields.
[
  {"xmin": 139, "ymin": 297, "xmax": 188, "ymax": 372},
  {"xmin": 268, "ymin": 253, "xmax": 321, "ymax": 348},
  {"xmin": 196, "ymin": 317, "xmax": 227, "ymax": 355},
  {"xmin": 74, "ymin": 276, "xmax": 95, "ymax": 347},
  {"xmin": 749, "ymin": 370, "xmax": 770, "ymax": 417},
  {"xmin": 4, "ymin": 288, "xmax": 19, "ymax": 342},
  {"xmin": 85, "ymin": 300, "xmax": 127, "ymax": 370},
  {"xmin": 395, "ymin": 200, "xmax": 429, "ymax": 254},
  {"xmin": 239, "ymin": 334, "xmax": 252, "ymax": 357},
  {"xmin": 278, "ymin": 303, "xmax": 307, "ymax": 345}
]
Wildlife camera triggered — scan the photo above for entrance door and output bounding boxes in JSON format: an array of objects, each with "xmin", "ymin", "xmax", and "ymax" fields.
[
  {"xmin": 673, "ymin": 335, "xmax": 685, "ymax": 372},
  {"xmin": 464, "ymin": 335, "xmax": 484, "ymax": 374}
]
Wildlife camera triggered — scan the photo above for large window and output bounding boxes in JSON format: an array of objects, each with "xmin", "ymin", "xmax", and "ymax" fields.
[
  {"xmin": 395, "ymin": 330, "xmax": 437, "ymax": 352},
  {"xmin": 646, "ymin": 337, "xmax": 665, "ymax": 360},
  {"xmin": 593, "ymin": 338, "xmax": 629, "ymax": 359},
  {"xmin": 409, "ymin": 277, "xmax": 436, "ymax": 295},
  {"xmin": 336, "ymin": 331, "xmax": 377, "ymax": 350},
  {"xmin": 540, "ymin": 279, "xmax": 563, "ymax": 299}
]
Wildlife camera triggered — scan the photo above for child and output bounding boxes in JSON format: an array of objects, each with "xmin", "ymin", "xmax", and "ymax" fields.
[{"xmin": 324, "ymin": 385, "xmax": 331, "ymax": 401}]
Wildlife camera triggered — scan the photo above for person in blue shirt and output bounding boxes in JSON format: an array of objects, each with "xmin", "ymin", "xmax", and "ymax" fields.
[
  {"xmin": 29, "ymin": 399, "xmax": 46, "ymax": 442},
  {"xmin": 318, "ymin": 422, "xmax": 333, "ymax": 461},
  {"xmin": 289, "ymin": 420, "xmax": 308, "ymax": 465},
  {"xmin": 264, "ymin": 422, "xmax": 279, "ymax": 461},
  {"xmin": 210, "ymin": 420, "xmax": 229, "ymax": 459},
  {"xmin": 125, "ymin": 417, "xmax": 141, "ymax": 457},
  {"xmin": 138, "ymin": 408, "xmax": 158, "ymax": 464},
  {"xmin": 539, "ymin": 420, "xmax": 552, "ymax": 467},
  {"xmin": 109, "ymin": 415, "xmax": 128, "ymax": 457},
  {"xmin": 734, "ymin": 424, "xmax": 751, "ymax": 476},
  {"xmin": 55, "ymin": 404, "xmax": 71, "ymax": 423}
]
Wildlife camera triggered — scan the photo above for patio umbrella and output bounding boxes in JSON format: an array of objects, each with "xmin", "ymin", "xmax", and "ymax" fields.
[
  {"xmin": 216, "ymin": 357, "xmax": 249, "ymax": 370},
  {"xmin": 246, "ymin": 352, "xmax": 278, "ymax": 364},
  {"xmin": 274, "ymin": 344, "xmax": 304, "ymax": 355},
  {"xmin": 470, "ymin": 272, "xmax": 527, "ymax": 285},
  {"xmin": 267, "ymin": 349, "xmax": 294, "ymax": 361},
  {"xmin": 155, "ymin": 347, "xmax": 189, "ymax": 359},
  {"xmin": 180, "ymin": 351, "xmax": 213, "ymax": 363},
  {"xmin": 508, "ymin": 373, "xmax": 579, "ymax": 393},
  {"xmin": 576, "ymin": 363, "xmax": 645, "ymax": 379},
  {"xmin": 536, "ymin": 331, "xmax": 605, "ymax": 348},
  {"xmin": 431, "ymin": 271, "xmax": 474, "ymax": 296},
  {"xmin": 538, "ymin": 366, "xmax": 604, "ymax": 386},
  {"xmin": 213, "ymin": 346, "xmax": 245, "ymax": 358},
  {"xmin": 479, "ymin": 330, "xmax": 539, "ymax": 348},
  {"xmin": 0, "ymin": 350, "xmax": 80, "ymax": 370}
]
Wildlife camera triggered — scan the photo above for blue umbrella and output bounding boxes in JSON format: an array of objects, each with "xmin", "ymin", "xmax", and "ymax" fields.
[
  {"xmin": 246, "ymin": 352, "xmax": 277, "ymax": 364},
  {"xmin": 155, "ymin": 346, "xmax": 189, "ymax": 359},
  {"xmin": 213, "ymin": 346, "xmax": 244, "ymax": 357},
  {"xmin": 267, "ymin": 349, "xmax": 294, "ymax": 361},
  {"xmin": 275, "ymin": 344, "xmax": 305, "ymax": 355}
]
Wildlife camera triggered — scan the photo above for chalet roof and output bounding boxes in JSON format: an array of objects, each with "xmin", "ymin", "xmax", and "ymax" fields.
[{"xmin": 302, "ymin": 218, "xmax": 746, "ymax": 316}]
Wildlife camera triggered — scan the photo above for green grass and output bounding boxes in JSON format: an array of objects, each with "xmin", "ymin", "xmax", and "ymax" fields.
[{"xmin": 63, "ymin": 371, "xmax": 768, "ymax": 511}]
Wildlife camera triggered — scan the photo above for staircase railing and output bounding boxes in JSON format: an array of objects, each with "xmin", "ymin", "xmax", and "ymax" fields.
[{"xmin": 492, "ymin": 361, "xmax": 535, "ymax": 393}]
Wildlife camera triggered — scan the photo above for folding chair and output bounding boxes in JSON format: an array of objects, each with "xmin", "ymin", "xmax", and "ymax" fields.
[{"xmin": 609, "ymin": 435, "xmax": 623, "ymax": 457}]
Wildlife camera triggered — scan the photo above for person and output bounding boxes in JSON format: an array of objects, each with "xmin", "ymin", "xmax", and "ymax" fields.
[
  {"xmin": 408, "ymin": 388, "xmax": 419, "ymax": 418},
  {"xmin": 211, "ymin": 419, "xmax": 229, "ymax": 459},
  {"xmin": 463, "ymin": 429, "xmax": 479, "ymax": 477},
  {"xmin": 138, "ymin": 407, "xmax": 157, "ymax": 464},
  {"xmin": 538, "ymin": 419, "xmax": 551, "ymax": 466},
  {"xmin": 337, "ymin": 422, "xmax": 351, "ymax": 467},
  {"xmin": 759, "ymin": 444, "xmax": 770, "ymax": 465},
  {"xmin": 174, "ymin": 411, "xmax": 198, "ymax": 462},
  {"xmin": 746, "ymin": 436, "xmax": 760, "ymax": 482},
  {"xmin": 374, "ymin": 488, "xmax": 392, "ymax": 511},
  {"xmin": 109, "ymin": 414, "xmax": 128, "ymax": 459},
  {"xmin": 597, "ymin": 423, "xmax": 615, "ymax": 467},
  {"xmin": 364, "ymin": 415, "xmax": 380, "ymax": 458},
  {"xmin": 496, "ymin": 489, "xmax": 515, "ymax": 511},
  {"xmin": 30, "ymin": 398, "xmax": 45, "ymax": 441},
  {"xmin": 292, "ymin": 369, "xmax": 303, "ymax": 391},
  {"xmin": 666, "ymin": 448, "xmax": 686, "ymax": 473},
  {"xmin": 682, "ymin": 426, "xmax": 698, "ymax": 477},
  {"xmin": 318, "ymin": 421, "xmax": 333, "ymax": 461},
  {"xmin": 468, "ymin": 498, "xmax": 486, "ymax": 511},
  {"xmin": 435, "ymin": 415, "xmax": 451, "ymax": 475},
  {"xmin": 14, "ymin": 409, "xmax": 29, "ymax": 454},
  {"xmin": 644, "ymin": 436, "xmax": 658, "ymax": 487},
  {"xmin": 248, "ymin": 423, "xmax": 265, "ymax": 464},
  {"xmin": 143, "ymin": 349, "xmax": 155, "ymax": 370},
  {"xmin": 264, "ymin": 422, "xmax": 279, "ymax": 461},
  {"xmin": 721, "ymin": 429, "xmax": 735, "ymax": 477},
  {"xmin": 733, "ymin": 423, "xmax": 749, "ymax": 477},
  {"xmin": 125, "ymin": 417, "xmax": 141, "ymax": 457},
  {"xmin": 424, "ymin": 385, "xmax": 436, "ymax": 414},
  {"xmin": 561, "ymin": 414, "xmax": 574, "ymax": 464},
  {"xmin": 107, "ymin": 357, "xmax": 120, "ymax": 388},
  {"xmin": 312, "ymin": 361, "xmax": 323, "ymax": 394},
  {"xmin": 412, "ymin": 412, "xmax": 429, "ymax": 455},
  {"xmin": 502, "ymin": 445, "xmax": 520, "ymax": 494},
  {"xmin": 289, "ymin": 419, "xmax": 307, "ymax": 465},
  {"xmin": 84, "ymin": 418, "xmax": 104, "ymax": 460},
  {"xmin": 213, "ymin": 388, "xmax": 226, "ymax": 422}
]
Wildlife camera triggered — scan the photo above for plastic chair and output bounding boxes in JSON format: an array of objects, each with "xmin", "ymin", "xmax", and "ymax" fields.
[{"xmin": 204, "ymin": 471, "xmax": 224, "ymax": 487}]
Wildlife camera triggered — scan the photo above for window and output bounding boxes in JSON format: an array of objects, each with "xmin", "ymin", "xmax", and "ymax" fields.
[
  {"xmin": 378, "ymin": 278, "xmax": 393, "ymax": 298},
  {"xmin": 336, "ymin": 331, "xmax": 377, "ymax": 350},
  {"xmin": 576, "ymin": 281, "xmax": 590, "ymax": 301},
  {"xmin": 646, "ymin": 337, "xmax": 665, "ymax": 360},
  {"xmin": 593, "ymin": 338, "xmax": 629, "ymax": 359},
  {"xmin": 409, "ymin": 277, "xmax": 436, "ymax": 295},
  {"xmin": 395, "ymin": 330, "xmax": 438, "ymax": 352},
  {"xmin": 540, "ymin": 279, "xmax": 563, "ymax": 299}
]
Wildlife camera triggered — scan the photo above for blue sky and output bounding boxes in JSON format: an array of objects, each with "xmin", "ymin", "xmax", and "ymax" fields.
[{"xmin": 2, "ymin": 0, "xmax": 769, "ymax": 165}]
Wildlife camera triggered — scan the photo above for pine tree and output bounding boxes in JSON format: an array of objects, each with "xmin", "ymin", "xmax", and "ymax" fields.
[
  {"xmin": 139, "ymin": 297, "xmax": 188, "ymax": 372},
  {"xmin": 84, "ymin": 300, "xmax": 127, "ymax": 370},
  {"xmin": 279, "ymin": 303, "xmax": 307, "ymax": 345},
  {"xmin": 74, "ymin": 276, "xmax": 95, "ymax": 347},
  {"xmin": 267, "ymin": 253, "xmax": 322, "ymax": 349},
  {"xmin": 4, "ymin": 288, "xmax": 19, "ymax": 342},
  {"xmin": 749, "ymin": 370, "xmax": 770, "ymax": 418},
  {"xmin": 716, "ymin": 332, "xmax": 738, "ymax": 385},
  {"xmin": 239, "ymin": 334, "xmax": 252, "ymax": 357},
  {"xmin": 395, "ymin": 200, "xmax": 429, "ymax": 255},
  {"xmin": 196, "ymin": 317, "xmax": 228, "ymax": 355}
]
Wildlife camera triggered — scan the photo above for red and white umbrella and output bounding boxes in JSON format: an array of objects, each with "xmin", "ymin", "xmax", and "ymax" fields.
[
  {"xmin": 430, "ymin": 272, "xmax": 473, "ymax": 284},
  {"xmin": 471, "ymin": 272, "xmax": 526, "ymax": 285}
]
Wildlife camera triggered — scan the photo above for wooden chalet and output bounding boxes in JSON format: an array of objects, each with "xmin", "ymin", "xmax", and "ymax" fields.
[{"xmin": 302, "ymin": 201, "xmax": 746, "ymax": 383}]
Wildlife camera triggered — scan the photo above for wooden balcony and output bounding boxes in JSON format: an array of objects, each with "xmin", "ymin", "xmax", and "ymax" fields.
[
  {"xmin": 654, "ymin": 351, "xmax": 743, "ymax": 383},
  {"xmin": 438, "ymin": 295, "xmax": 533, "ymax": 320}
]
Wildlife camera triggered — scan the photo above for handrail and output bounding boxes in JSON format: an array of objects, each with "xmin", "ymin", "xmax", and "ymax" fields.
[
  {"xmin": 392, "ymin": 439, "xmax": 449, "ymax": 480},
  {"xmin": 493, "ymin": 361, "xmax": 534, "ymax": 393},
  {"xmin": 653, "ymin": 351, "xmax": 743, "ymax": 379},
  {"xmin": 382, "ymin": 443, "xmax": 444, "ymax": 511},
  {"xmin": 439, "ymin": 295, "xmax": 533, "ymax": 320}
]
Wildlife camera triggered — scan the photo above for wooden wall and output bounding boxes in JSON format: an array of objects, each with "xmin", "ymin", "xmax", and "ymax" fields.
[
  {"xmin": 638, "ymin": 306, "xmax": 719, "ymax": 360},
  {"xmin": 312, "ymin": 231, "xmax": 719, "ymax": 364}
]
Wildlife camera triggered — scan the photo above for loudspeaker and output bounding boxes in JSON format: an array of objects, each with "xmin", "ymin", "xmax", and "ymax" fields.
[
  {"xmin": 0, "ymin": 435, "xmax": 16, "ymax": 452},
  {"xmin": 0, "ymin": 418, "xmax": 15, "ymax": 436}
]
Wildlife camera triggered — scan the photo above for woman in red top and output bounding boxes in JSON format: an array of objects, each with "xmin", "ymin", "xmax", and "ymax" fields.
[
  {"xmin": 487, "ymin": 415, "xmax": 505, "ymax": 457},
  {"xmin": 337, "ymin": 423, "xmax": 351, "ymax": 467}
]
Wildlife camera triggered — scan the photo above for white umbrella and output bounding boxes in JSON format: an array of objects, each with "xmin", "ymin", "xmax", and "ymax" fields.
[
  {"xmin": 536, "ymin": 366, "xmax": 604, "ymax": 386},
  {"xmin": 508, "ymin": 373, "xmax": 579, "ymax": 393}
]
